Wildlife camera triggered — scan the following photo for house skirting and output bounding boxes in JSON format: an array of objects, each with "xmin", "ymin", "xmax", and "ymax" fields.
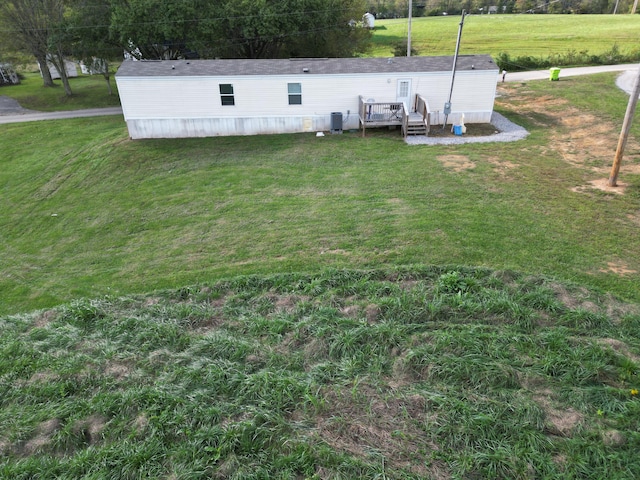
[
  {"xmin": 124, "ymin": 114, "xmax": 361, "ymax": 139},
  {"xmin": 124, "ymin": 111, "xmax": 493, "ymax": 139}
]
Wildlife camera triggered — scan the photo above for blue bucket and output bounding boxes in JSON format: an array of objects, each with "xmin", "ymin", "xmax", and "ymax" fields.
[{"xmin": 453, "ymin": 125, "xmax": 463, "ymax": 136}]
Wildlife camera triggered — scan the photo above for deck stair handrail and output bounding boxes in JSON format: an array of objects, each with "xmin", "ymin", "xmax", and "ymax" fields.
[
  {"xmin": 401, "ymin": 102, "xmax": 409, "ymax": 138},
  {"xmin": 415, "ymin": 94, "xmax": 430, "ymax": 133}
]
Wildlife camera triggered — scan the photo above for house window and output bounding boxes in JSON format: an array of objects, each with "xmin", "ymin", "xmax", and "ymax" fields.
[
  {"xmin": 288, "ymin": 83, "xmax": 302, "ymax": 105},
  {"xmin": 219, "ymin": 84, "xmax": 234, "ymax": 106}
]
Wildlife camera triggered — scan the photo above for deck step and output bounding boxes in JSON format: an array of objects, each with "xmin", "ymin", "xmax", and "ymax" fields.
[{"xmin": 406, "ymin": 121, "xmax": 427, "ymax": 135}]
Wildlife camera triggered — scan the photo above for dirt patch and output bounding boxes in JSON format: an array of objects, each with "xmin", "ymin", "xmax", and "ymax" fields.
[
  {"xmin": 365, "ymin": 304, "xmax": 381, "ymax": 323},
  {"xmin": 596, "ymin": 338, "xmax": 640, "ymax": 363},
  {"xmin": 533, "ymin": 395, "xmax": 583, "ymax": 437},
  {"xmin": 274, "ymin": 294, "xmax": 308, "ymax": 314},
  {"xmin": 133, "ymin": 414, "xmax": 149, "ymax": 433},
  {"xmin": 486, "ymin": 156, "xmax": 518, "ymax": 172},
  {"xmin": 32, "ymin": 309, "xmax": 58, "ymax": 329},
  {"xmin": 437, "ymin": 154, "xmax": 475, "ymax": 172},
  {"xmin": 427, "ymin": 122, "xmax": 498, "ymax": 137},
  {"xmin": 144, "ymin": 297, "xmax": 161, "ymax": 306},
  {"xmin": 496, "ymin": 84, "xmax": 640, "ymax": 197},
  {"xmin": 104, "ymin": 361, "xmax": 133, "ymax": 380},
  {"xmin": 571, "ymin": 178, "xmax": 628, "ymax": 195},
  {"xmin": 72, "ymin": 415, "xmax": 108, "ymax": 445},
  {"xmin": 340, "ymin": 304, "xmax": 360, "ymax": 318},
  {"xmin": 320, "ymin": 248, "xmax": 350, "ymax": 255},
  {"xmin": 549, "ymin": 282, "xmax": 600, "ymax": 312},
  {"xmin": 315, "ymin": 387, "xmax": 440, "ymax": 477},
  {"xmin": 599, "ymin": 261, "xmax": 638, "ymax": 276},
  {"xmin": 27, "ymin": 371, "xmax": 60, "ymax": 385},
  {"xmin": 20, "ymin": 418, "xmax": 62, "ymax": 456},
  {"xmin": 190, "ymin": 315, "xmax": 226, "ymax": 333},
  {"xmin": 601, "ymin": 429, "xmax": 626, "ymax": 446}
]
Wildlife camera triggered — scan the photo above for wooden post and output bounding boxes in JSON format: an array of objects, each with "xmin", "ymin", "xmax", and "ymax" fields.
[{"xmin": 609, "ymin": 65, "xmax": 640, "ymax": 187}]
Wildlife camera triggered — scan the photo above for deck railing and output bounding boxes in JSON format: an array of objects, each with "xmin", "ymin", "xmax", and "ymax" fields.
[
  {"xmin": 359, "ymin": 94, "xmax": 430, "ymax": 137},
  {"xmin": 359, "ymin": 96, "xmax": 405, "ymax": 137}
]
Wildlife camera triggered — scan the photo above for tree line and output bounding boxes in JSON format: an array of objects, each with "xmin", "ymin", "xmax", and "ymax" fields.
[
  {"xmin": 0, "ymin": 0, "xmax": 370, "ymax": 95},
  {"xmin": 366, "ymin": 0, "xmax": 638, "ymax": 16}
]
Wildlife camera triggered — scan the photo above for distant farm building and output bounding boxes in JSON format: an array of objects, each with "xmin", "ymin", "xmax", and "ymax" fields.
[
  {"xmin": 363, "ymin": 12, "xmax": 375, "ymax": 29},
  {"xmin": 40, "ymin": 58, "xmax": 78, "ymax": 80}
]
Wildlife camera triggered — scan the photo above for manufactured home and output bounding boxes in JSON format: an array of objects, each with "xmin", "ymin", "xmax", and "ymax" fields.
[{"xmin": 115, "ymin": 55, "xmax": 499, "ymax": 139}]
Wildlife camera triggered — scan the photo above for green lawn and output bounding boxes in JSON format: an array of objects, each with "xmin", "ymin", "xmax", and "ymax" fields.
[
  {"xmin": 370, "ymin": 14, "xmax": 640, "ymax": 59},
  {"xmin": 2, "ymin": 16, "xmax": 640, "ymax": 479},
  {"xmin": 1, "ymin": 71, "xmax": 120, "ymax": 111},
  {"xmin": 1, "ymin": 72, "xmax": 639, "ymax": 316}
]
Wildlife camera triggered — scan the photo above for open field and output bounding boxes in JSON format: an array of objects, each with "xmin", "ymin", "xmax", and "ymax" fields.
[
  {"xmin": 370, "ymin": 14, "xmax": 640, "ymax": 59},
  {"xmin": 1, "ymin": 72, "xmax": 639, "ymax": 316},
  {"xmin": 1, "ymin": 268, "xmax": 639, "ymax": 478}
]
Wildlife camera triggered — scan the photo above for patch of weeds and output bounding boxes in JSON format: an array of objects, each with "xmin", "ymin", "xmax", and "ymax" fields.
[{"xmin": 435, "ymin": 271, "xmax": 479, "ymax": 295}]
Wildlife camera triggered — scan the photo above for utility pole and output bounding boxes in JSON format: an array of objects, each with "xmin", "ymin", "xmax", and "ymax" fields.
[
  {"xmin": 407, "ymin": 0, "xmax": 413, "ymax": 57},
  {"xmin": 443, "ymin": 10, "xmax": 466, "ymax": 128},
  {"xmin": 609, "ymin": 65, "xmax": 640, "ymax": 187}
]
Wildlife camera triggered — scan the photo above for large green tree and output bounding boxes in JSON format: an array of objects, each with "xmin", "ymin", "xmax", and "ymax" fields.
[
  {"xmin": 66, "ymin": 0, "xmax": 121, "ymax": 94},
  {"xmin": 110, "ymin": 0, "xmax": 208, "ymax": 60},
  {"xmin": 110, "ymin": 0, "xmax": 371, "ymax": 60},
  {"xmin": 0, "ymin": 0, "xmax": 61, "ymax": 86}
]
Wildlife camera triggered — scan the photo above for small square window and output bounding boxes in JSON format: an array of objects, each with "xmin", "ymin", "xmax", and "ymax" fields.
[
  {"xmin": 220, "ymin": 84, "xmax": 234, "ymax": 106},
  {"xmin": 288, "ymin": 83, "xmax": 302, "ymax": 105}
]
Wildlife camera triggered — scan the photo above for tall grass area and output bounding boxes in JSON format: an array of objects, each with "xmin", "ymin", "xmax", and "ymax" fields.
[
  {"xmin": 1, "ymin": 268, "xmax": 639, "ymax": 478},
  {"xmin": 370, "ymin": 14, "xmax": 640, "ymax": 68},
  {"xmin": 1, "ymin": 72, "xmax": 639, "ymax": 316}
]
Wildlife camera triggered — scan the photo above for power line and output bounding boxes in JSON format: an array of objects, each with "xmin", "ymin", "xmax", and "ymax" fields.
[{"xmin": 0, "ymin": 6, "xmax": 363, "ymax": 34}]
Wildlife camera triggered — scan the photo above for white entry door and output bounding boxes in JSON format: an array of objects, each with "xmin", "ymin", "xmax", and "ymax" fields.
[{"xmin": 396, "ymin": 79, "xmax": 412, "ymax": 109}]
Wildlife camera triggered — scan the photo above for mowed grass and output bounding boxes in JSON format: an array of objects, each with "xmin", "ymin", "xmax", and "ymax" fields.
[
  {"xmin": 1, "ymin": 72, "xmax": 640, "ymax": 316},
  {"xmin": 1, "ymin": 268, "xmax": 639, "ymax": 478},
  {"xmin": 369, "ymin": 14, "xmax": 640, "ymax": 59},
  {"xmin": 0, "ymin": 71, "xmax": 120, "ymax": 111}
]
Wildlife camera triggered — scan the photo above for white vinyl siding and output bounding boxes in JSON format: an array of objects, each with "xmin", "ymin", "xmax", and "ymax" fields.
[{"xmin": 116, "ymin": 69, "xmax": 498, "ymax": 138}]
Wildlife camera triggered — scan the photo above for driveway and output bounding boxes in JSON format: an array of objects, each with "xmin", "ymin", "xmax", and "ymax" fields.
[{"xmin": 0, "ymin": 96, "xmax": 122, "ymax": 124}]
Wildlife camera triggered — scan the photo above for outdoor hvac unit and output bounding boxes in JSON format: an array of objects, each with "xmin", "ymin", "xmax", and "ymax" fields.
[{"xmin": 330, "ymin": 112, "xmax": 343, "ymax": 134}]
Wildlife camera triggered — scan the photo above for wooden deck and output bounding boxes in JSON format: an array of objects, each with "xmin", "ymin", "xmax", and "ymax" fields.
[{"xmin": 359, "ymin": 94, "xmax": 430, "ymax": 137}]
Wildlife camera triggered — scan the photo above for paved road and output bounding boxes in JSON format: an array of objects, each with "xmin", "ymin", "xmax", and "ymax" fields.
[
  {"xmin": 0, "ymin": 64, "xmax": 638, "ymax": 125},
  {"xmin": 500, "ymin": 63, "xmax": 639, "ymax": 96},
  {"xmin": 0, "ymin": 99, "xmax": 122, "ymax": 124}
]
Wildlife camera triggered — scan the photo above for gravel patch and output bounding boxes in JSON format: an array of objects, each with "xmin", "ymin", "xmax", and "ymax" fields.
[{"xmin": 405, "ymin": 112, "xmax": 529, "ymax": 145}]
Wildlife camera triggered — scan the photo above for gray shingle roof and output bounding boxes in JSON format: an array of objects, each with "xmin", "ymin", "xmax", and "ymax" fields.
[{"xmin": 116, "ymin": 55, "xmax": 497, "ymax": 77}]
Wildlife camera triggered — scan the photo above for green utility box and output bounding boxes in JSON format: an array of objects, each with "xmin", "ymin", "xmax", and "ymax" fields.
[{"xmin": 550, "ymin": 67, "xmax": 561, "ymax": 81}]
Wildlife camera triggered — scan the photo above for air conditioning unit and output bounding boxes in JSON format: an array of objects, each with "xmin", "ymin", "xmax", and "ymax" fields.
[{"xmin": 330, "ymin": 112, "xmax": 342, "ymax": 134}]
